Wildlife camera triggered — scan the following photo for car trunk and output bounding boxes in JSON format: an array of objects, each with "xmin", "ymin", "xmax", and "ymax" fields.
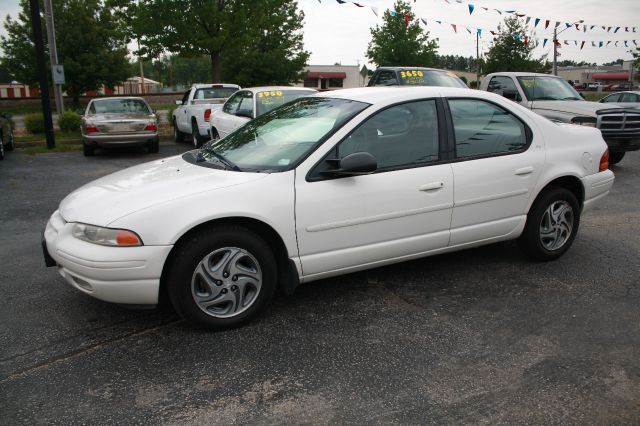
[{"xmin": 91, "ymin": 114, "xmax": 152, "ymax": 134}]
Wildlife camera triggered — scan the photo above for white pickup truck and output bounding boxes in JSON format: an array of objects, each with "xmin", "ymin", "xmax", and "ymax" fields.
[
  {"xmin": 172, "ymin": 83, "xmax": 240, "ymax": 147},
  {"xmin": 480, "ymin": 72, "xmax": 640, "ymax": 164}
]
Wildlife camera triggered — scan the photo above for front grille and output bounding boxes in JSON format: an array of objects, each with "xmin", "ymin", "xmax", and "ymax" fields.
[{"xmin": 598, "ymin": 112, "xmax": 640, "ymax": 138}]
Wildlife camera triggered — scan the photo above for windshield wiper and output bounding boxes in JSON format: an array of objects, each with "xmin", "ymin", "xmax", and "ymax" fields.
[
  {"xmin": 534, "ymin": 96, "xmax": 557, "ymax": 100},
  {"xmin": 197, "ymin": 149, "xmax": 241, "ymax": 172},
  {"xmin": 562, "ymin": 97, "xmax": 581, "ymax": 101}
]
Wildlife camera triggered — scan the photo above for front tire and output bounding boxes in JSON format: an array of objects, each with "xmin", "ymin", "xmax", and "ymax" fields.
[
  {"xmin": 167, "ymin": 225, "xmax": 277, "ymax": 330},
  {"xmin": 609, "ymin": 151, "xmax": 625, "ymax": 165},
  {"xmin": 518, "ymin": 187, "xmax": 580, "ymax": 261},
  {"xmin": 5, "ymin": 130, "xmax": 14, "ymax": 151},
  {"xmin": 0, "ymin": 135, "xmax": 4, "ymax": 160}
]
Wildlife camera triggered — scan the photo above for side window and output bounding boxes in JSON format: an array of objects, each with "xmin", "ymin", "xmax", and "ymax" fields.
[
  {"xmin": 487, "ymin": 76, "xmax": 521, "ymax": 101},
  {"xmin": 88, "ymin": 102, "xmax": 96, "ymax": 114},
  {"xmin": 373, "ymin": 70, "xmax": 399, "ymax": 86},
  {"xmin": 337, "ymin": 100, "xmax": 439, "ymax": 169},
  {"xmin": 602, "ymin": 93, "xmax": 621, "ymax": 103},
  {"xmin": 181, "ymin": 90, "xmax": 190, "ymax": 105},
  {"xmin": 223, "ymin": 93, "xmax": 242, "ymax": 114},
  {"xmin": 237, "ymin": 92, "xmax": 254, "ymax": 116},
  {"xmin": 620, "ymin": 93, "xmax": 637, "ymax": 102},
  {"xmin": 449, "ymin": 99, "xmax": 527, "ymax": 159}
]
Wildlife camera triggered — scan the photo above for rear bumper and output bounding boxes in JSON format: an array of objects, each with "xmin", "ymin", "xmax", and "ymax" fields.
[
  {"xmin": 44, "ymin": 210, "xmax": 172, "ymax": 305},
  {"xmin": 83, "ymin": 133, "xmax": 159, "ymax": 147},
  {"xmin": 581, "ymin": 169, "xmax": 615, "ymax": 213},
  {"xmin": 601, "ymin": 136, "xmax": 640, "ymax": 152}
]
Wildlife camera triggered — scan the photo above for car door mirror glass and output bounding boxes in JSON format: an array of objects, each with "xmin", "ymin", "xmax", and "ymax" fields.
[
  {"xmin": 322, "ymin": 152, "xmax": 377, "ymax": 176},
  {"xmin": 502, "ymin": 89, "xmax": 520, "ymax": 101}
]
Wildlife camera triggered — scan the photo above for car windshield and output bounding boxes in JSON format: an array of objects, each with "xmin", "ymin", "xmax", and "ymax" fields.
[
  {"xmin": 399, "ymin": 69, "xmax": 467, "ymax": 88},
  {"xmin": 256, "ymin": 89, "xmax": 316, "ymax": 116},
  {"xmin": 194, "ymin": 87, "xmax": 238, "ymax": 99},
  {"xmin": 89, "ymin": 99, "xmax": 150, "ymax": 115},
  {"xmin": 517, "ymin": 76, "xmax": 582, "ymax": 101},
  {"xmin": 198, "ymin": 97, "xmax": 369, "ymax": 172}
]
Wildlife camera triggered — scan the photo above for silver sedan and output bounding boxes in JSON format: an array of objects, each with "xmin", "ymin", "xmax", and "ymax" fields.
[
  {"xmin": 81, "ymin": 97, "xmax": 159, "ymax": 156},
  {"xmin": 599, "ymin": 91, "xmax": 640, "ymax": 109}
]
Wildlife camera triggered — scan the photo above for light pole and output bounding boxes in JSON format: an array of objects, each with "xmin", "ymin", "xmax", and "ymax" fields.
[{"xmin": 553, "ymin": 20, "xmax": 584, "ymax": 76}]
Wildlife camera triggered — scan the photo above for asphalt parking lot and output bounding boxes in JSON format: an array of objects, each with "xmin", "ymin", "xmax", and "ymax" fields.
[{"xmin": 1, "ymin": 143, "xmax": 639, "ymax": 424}]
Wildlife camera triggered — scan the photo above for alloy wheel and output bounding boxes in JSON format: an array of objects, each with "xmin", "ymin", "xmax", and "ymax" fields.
[{"xmin": 539, "ymin": 200, "xmax": 574, "ymax": 251}]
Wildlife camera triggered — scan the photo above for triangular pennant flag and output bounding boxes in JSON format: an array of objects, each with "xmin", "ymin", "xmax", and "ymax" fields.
[
  {"xmin": 352, "ymin": 2, "xmax": 364, "ymax": 7},
  {"xmin": 490, "ymin": 30, "xmax": 496, "ymax": 35},
  {"xmin": 482, "ymin": 7, "xmax": 488, "ymax": 11},
  {"xmin": 607, "ymin": 27, "xmax": 612, "ymax": 32},
  {"xmin": 370, "ymin": 6, "xmax": 378, "ymax": 17},
  {"xmin": 599, "ymin": 41, "xmax": 603, "ymax": 47},
  {"xmin": 534, "ymin": 18, "xmax": 540, "ymax": 27},
  {"xmin": 624, "ymin": 41, "xmax": 628, "ymax": 47},
  {"xmin": 495, "ymin": 9, "xmax": 502, "ymax": 15},
  {"xmin": 614, "ymin": 27, "xmax": 620, "ymax": 33},
  {"xmin": 583, "ymin": 26, "xmax": 587, "ymax": 33},
  {"xmin": 505, "ymin": 10, "xmax": 516, "ymax": 13},
  {"xmin": 590, "ymin": 25, "xmax": 595, "ymax": 30},
  {"xmin": 451, "ymin": 24, "xmax": 457, "ymax": 33},
  {"xmin": 421, "ymin": 18, "xmax": 427, "ymax": 26},
  {"xmin": 436, "ymin": 20, "xmax": 442, "ymax": 24},
  {"xmin": 404, "ymin": 14, "xmax": 411, "ymax": 28},
  {"xmin": 545, "ymin": 20, "xmax": 550, "ymax": 29},
  {"xmin": 633, "ymin": 40, "xmax": 637, "ymax": 46},
  {"xmin": 601, "ymin": 26, "xmax": 606, "ymax": 30},
  {"xmin": 466, "ymin": 26, "xmax": 472, "ymax": 34},
  {"xmin": 516, "ymin": 13, "xmax": 526, "ymax": 17},
  {"xmin": 564, "ymin": 40, "xmax": 569, "ymax": 45},
  {"xmin": 633, "ymin": 28, "xmax": 637, "ymax": 33},
  {"xmin": 615, "ymin": 41, "xmax": 619, "ymax": 46},
  {"xmin": 580, "ymin": 41, "xmax": 585, "ymax": 49},
  {"xmin": 625, "ymin": 27, "xmax": 629, "ymax": 32},
  {"xmin": 468, "ymin": 4, "xmax": 474, "ymax": 14},
  {"xmin": 606, "ymin": 41, "xmax": 611, "ymax": 46},
  {"xmin": 336, "ymin": 0, "xmax": 346, "ymax": 3},
  {"xmin": 477, "ymin": 28, "xmax": 482, "ymax": 37},
  {"xmin": 555, "ymin": 21, "xmax": 561, "ymax": 28},
  {"xmin": 574, "ymin": 40, "xmax": 577, "ymax": 46},
  {"xmin": 389, "ymin": 10, "xmax": 397, "ymax": 16},
  {"xmin": 565, "ymin": 23, "xmax": 572, "ymax": 29},
  {"xmin": 526, "ymin": 17, "xmax": 531, "ymax": 25},
  {"xmin": 512, "ymin": 32, "xmax": 521, "ymax": 42},
  {"xmin": 543, "ymin": 38, "xmax": 548, "ymax": 47},
  {"xmin": 575, "ymin": 24, "xmax": 580, "ymax": 30},
  {"xmin": 524, "ymin": 35, "xmax": 529, "ymax": 44}
]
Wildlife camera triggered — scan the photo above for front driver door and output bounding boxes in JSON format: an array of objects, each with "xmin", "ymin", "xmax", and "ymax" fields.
[
  {"xmin": 295, "ymin": 99, "xmax": 454, "ymax": 280},
  {"xmin": 216, "ymin": 92, "xmax": 243, "ymax": 137}
]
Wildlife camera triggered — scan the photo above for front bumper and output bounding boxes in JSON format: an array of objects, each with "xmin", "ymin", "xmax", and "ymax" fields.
[
  {"xmin": 83, "ymin": 133, "xmax": 159, "ymax": 147},
  {"xmin": 581, "ymin": 169, "xmax": 615, "ymax": 213},
  {"xmin": 43, "ymin": 210, "xmax": 172, "ymax": 305}
]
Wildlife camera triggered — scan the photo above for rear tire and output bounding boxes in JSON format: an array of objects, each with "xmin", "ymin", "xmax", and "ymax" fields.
[
  {"xmin": 148, "ymin": 139, "xmax": 159, "ymax": 153},
  {"xmin": 609, "ymin": 151, "xmax": 625, "ymax": 165},
  {"xmin": 5, "ymin": 130, "xmax": 14, "ymax": 151},
  {"xmin": 192, "ymin": 120, "xmax": 204, "ymax": 148},
  {"xmin": 167, "ymin": 225, "xmax": 277, "ymax": 330},
  {"xmin": 83, "ymin": 142, "xmax": 95, "ymax": 157},
  {"xmin": 173, "ymin": 119, "xmax": 185, "ymax": 143},
  {"xmin": 518, "ymin": 187, "xmax": 580, "ymax": 261},
  {"xmin": 0, "ymin": 136, "xmax": 5, "ymax": 160}
]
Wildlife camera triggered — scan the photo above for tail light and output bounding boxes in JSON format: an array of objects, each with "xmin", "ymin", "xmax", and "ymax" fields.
[
  {"xmin": 204, "ymin": 109, "xmax": 212, "ymax": 122},
  {"xmin": 85, "ymin": 124, "xmax": 99, "ymax": 134},
  {"xmin": 144, "ymin": 122, "xmax": 158, "ymax": 132},
  {"xmin": 599, "ymin": 149, "xmax": 609, "ymax": 172}
]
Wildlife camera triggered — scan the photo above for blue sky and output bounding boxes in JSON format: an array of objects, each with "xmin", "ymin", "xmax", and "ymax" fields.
[{"xmin": 2, "ymin": 0, "xmax": 639, "ymax": 67}]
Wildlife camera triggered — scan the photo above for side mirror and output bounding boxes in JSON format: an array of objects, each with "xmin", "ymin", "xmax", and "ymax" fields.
[
  {"xmin": 322, "ymin": 152, "xmax": 377, "ymax": 176},
  {"xmin": 235, "ymin": 110, "xmax": 253, "ymax": 119},
  {"xmin": 175, "ymin": 100, "xmax": 182, "ymax": 105}
]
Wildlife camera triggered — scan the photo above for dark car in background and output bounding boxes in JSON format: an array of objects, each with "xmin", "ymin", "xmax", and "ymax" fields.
[
  {"xmin": 368, "ymin": 67, "xmax": 468, "ymax": 88},
  {"xmin": 0, "ymin": 112, "xmax": 15, "ymax": 160}
]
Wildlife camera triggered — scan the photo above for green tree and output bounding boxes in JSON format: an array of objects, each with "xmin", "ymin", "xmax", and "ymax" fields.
[
  {"xmin": 366, "ymin": 0, "xmax": 438, "ymax": 67},
  {"xmin": 0, "ymin": 0, "xmax": 130, "ymax": 106},
  {"xmin": 483, "ymin": 16, "xmax": 550, "ymax": 74},
  {"xmin": 126, "ymin": 0, "xmax": 308, "ymax": 85}
]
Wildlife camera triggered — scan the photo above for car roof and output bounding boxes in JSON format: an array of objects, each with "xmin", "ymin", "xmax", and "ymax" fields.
[
  {"xmin": 192, "ymin": 83, "xmax": 240, "ymax": 89},
  {"xmin": 315, "ymin": 86, "xmax": 481, "ymax": 104},
  {"xmin": 375, "ymin": 66, "xmax": 454, "ymax": 73},
  {"xmin": 485, "ymin": 72, "xmax": 560, "ymax": 78},
  {"xmin": 239, "ymin": 86, "xmax": 318, "ymax": 94},
  {"xmin": 90, "ymin": 97, "xmax": 147, "ymax": 102},
  {"xmin": 607, "ymin": 91, "xmax": 640, "ymax": 95}
]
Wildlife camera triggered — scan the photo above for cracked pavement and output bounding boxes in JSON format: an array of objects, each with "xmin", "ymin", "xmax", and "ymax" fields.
[{"xmin": 1, "ymin": 144, "xmax": 639, "ymax": 424}]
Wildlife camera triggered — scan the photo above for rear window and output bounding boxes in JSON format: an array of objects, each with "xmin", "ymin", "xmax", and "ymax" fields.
[
  {"xmin": 89, "ymin": 99, "xmax": 150, "ymax": 114},
  {"xmin": 256, "ymin": 89, "xmax": 316, "ymax": 116},
  {"xmin": 399, "ymin": 69, "xmax": 467, "ymax": 88},
  {"xmin": 194, "ymin": 87, "xmax": 239, "ymax": 100}
]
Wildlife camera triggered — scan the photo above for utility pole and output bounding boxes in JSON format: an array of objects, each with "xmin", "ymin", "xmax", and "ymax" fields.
[
  {"xmin": 476, "ymin": 30, "xmax": 480, "ymax": 87},
  {"xmin": 43, "ymin": 0, "xmax": 63, "ymax": 115},
  {"xmin": 137, "ymin": 40, "xmax": 145, "ymax": 94},
  {"xmin": 553, "ymin": 27, "xmax": 558, "ymax": 76},
  {"xmin": 29, "ymin": 0, "xmax": 55, "ymax": 149}
]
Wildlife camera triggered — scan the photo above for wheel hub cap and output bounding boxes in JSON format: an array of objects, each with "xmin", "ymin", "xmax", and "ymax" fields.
[
  {"xmin": 191, "ymin": 247, "xmax": 262, "ymax": 318},
  {"xmin": 539, "ymin": 200, "xmax": 574, "ymax": 251}
]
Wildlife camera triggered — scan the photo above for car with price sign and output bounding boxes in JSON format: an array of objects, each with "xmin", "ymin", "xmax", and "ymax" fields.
[
  {"xmin": 367, "ymin": 67, "xmax": 468, "ymax": 88},
  {"xmin": 209, "ymin": 87, "xmax": 318, "ymax": 140}
]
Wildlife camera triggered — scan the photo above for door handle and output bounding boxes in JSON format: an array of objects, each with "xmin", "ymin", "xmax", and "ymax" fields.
[
  {"xmin": 514, "ymin": 166, "xmax": 534, "ymax": 176},
  {"xmin": 419, "ymin": 182, "xmax": 445, "ymax": 192}
]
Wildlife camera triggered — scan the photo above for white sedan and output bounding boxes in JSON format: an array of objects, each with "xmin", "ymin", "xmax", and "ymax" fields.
[
  {"xmin": 44, "ymin": 87, "xmax": 615, "ymax": 330},
  {"xmin": 209, "ymin": 86, "xmax": 317, "ymax": 139}
]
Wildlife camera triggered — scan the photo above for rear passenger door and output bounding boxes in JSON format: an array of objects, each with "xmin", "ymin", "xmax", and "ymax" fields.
[{"xmin": 446, "ymin": 98, "xmax": 544, "ymax": 246}]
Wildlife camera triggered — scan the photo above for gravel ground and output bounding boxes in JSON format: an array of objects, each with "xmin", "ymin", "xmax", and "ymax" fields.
[{"xmin": 1, "ymin": 144, "xmax": 639, "ymax": 424}]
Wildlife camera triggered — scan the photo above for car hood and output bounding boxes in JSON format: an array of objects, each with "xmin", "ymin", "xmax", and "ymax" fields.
[
  {"xmin": 531, "ymin": 100, "xmax": 622, "ymax": 117},
  {"xmin": 59, "ymin": 154, "xmax": 267, "ymax": 226}
]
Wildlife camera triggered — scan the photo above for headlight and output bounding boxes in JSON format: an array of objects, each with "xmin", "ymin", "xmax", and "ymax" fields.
[
  {"xmin": 571, "ymin": 116, "xmax": 597, "ymax": 127},
  {"xmin": 72, "ymin": 223, "xmax": 143, "ymax": 246}
]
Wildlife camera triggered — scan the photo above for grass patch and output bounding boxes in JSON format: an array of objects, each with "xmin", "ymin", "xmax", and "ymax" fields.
[
  {"xmin": 582, "ymin": 92, "xmax": 607, "ymax": 102},
  {"xmin": 15, "ymin": 131, "xmax": 82, "ymax": 146},
  {"xmin": 25, "ymin": 143, "xmax": 82, "ymax": 155}
]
